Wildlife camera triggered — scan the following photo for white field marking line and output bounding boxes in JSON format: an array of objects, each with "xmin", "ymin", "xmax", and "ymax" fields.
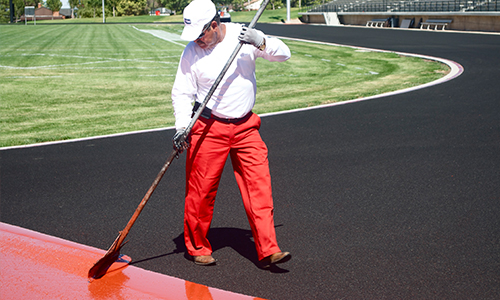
[
  {"xmin": 2, "ymin": 66, "xmax": 175, "ymax": 74},
  {"xmin": 6, "ymin": 76, "xmax": 63, "ymax": 79},
  {"xmin": 20, "ymin": 53, "xmax": 179, "ymax": 63},
  {"xmin": 70, "ymin": 66, "xmax": 176, "ymax": 70},
  {"xmin": 1, "ymin": 61, "xmax": 117, "ymax": 70},
  {"xmin": 0, "ymin": 53, "xmax": 177, "ymax": 70},
  {"xmin": 290, "ymin": 50, "xmax": 381, "ymax": 77},
  {"xmin": 132, "ymin": 26, "xmax": 187, "ymax": 48},
  {"xmin": 296, "ymin": 51, "xmax": 380, "ymax": 76},
  {"xmin": 1, "ymin": 37, "xmax": 464, "ymax": 151},
  {"xmin": 12, "ymin": 48, "xmax": 181, "ymax": 52},
  {"xmin": 139, "ymin": 74, "xmax": 175, "ymax": 77}
]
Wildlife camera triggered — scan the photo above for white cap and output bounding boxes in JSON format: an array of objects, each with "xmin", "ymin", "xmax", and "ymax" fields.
[{"xmin": 180, "ymin": 0, "xmax": 217, "ymax": 41}]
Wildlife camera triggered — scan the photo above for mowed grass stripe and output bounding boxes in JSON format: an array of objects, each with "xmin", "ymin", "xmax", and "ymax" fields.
[
  {"xmin": 0, "ymin": 25, "xmax": 449, "ymax": 147},
  {"xmin": 1, "ymin": 25, "xmax": 184, "ymax": 146}
]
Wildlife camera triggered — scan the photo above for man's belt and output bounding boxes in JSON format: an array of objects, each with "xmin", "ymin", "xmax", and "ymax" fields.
[
  {"xmin": 192, "ymin": 102, "xmax": 252, "ymax": 124},
  {"xmin": 192, "ymin": 101, "xmax": 212, "ymax": 119},
  {"xmin": 211, "ymin": 112, "xmax": 252, "ymax": 124}
]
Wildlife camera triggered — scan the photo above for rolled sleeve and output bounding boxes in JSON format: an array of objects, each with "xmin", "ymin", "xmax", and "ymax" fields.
[{"xmin": 258, "ymin": 35, "xmax": 291, "ymax": 62}]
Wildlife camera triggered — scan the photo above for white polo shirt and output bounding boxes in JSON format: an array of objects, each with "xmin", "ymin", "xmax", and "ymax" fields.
[{"xmin": 171, "ymin": 23, "xmax": 291, "ymax": 130}]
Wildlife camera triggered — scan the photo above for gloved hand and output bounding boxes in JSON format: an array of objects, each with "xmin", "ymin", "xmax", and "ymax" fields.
[
  {"xmin": 238, "ymin": 26, "xmax": 264, "ymax": 49},
  {"xmin": 172, "ymin": 128, "xmax": 190, "ymax": 153}
]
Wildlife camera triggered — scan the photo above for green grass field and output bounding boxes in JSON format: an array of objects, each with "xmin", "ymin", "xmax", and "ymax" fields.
[{"xmin": 0, "ymin": 24, "xmax": 449, "ymax": 147}]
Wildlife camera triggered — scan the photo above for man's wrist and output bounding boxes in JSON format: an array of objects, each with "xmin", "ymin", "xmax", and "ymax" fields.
[{"xmin": 258, "ymin": 38, "xmax": 266, "ymax": 51}]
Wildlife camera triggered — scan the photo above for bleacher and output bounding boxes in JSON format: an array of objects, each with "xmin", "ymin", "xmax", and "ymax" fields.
[
  {"xmin": 420, "ymin": 19, "xmax": 453, "ymax": 30},
  {"xmin": 303, "ymin": 0, "xmax": 499, "ymax": 13},
  {"xmin": 299, "ymin": 0, "xmax": 499, "ymax": 31},
  {"xmin": 366, "ymin": 18, "xmax": 388, "ymax": 27}
]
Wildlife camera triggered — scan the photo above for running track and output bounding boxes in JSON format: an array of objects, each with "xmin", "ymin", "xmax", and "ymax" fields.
[{"xmin": 2, "ymin": 25, "xmax": 499, "ymax": 299}]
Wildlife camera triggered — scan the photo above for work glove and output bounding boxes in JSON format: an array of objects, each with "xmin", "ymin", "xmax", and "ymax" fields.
[
  {"xmin": 172, "ymin": 128, "xmax": 190, "ymax": 153},
  {"xmin": 238, "ymin": 26, "xmax": 264, "ymax": 49}
]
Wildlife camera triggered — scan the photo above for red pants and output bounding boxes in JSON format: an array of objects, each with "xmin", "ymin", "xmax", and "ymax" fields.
[{"xmin": 184, "ymin": 113, "xmax": 281, "ymax": 260}]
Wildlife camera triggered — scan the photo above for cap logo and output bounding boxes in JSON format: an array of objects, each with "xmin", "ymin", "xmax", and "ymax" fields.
[{"xmin": 184, "ymin": 18, "xmax": 191, "ymax": 25}]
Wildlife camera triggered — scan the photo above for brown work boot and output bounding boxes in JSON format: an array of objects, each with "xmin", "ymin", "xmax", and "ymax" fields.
[
  {"xmin": 193, "ymin": 255, "xmax": 217, "ymax": 266},
  {"xmin": 260, "ymin": 251, "xmax": 291, "ymax": 269}
]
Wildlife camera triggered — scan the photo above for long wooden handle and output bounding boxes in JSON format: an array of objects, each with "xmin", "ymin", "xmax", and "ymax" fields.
[{"xmin": 113, "ymin": 149, "xmax": 178, "ymax": 248}]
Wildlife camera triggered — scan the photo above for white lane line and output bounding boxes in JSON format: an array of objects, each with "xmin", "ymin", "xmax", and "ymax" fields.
[{"xmin": 132, "ymin": 26, "xmax": 187, "ymax": 48}]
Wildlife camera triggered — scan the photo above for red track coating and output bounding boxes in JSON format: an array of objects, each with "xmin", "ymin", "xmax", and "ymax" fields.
[{"xmin": 0, "ymin": 222, "xmax": 264, "ymax": 300}]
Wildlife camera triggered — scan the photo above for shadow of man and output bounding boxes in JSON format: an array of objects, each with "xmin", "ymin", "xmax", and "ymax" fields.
[
  {"xmin": 131, "ymin": 226, "xmax": 288, "ymax": 273},
  {"xmin": 175, "ymin": 226, "xmax": 289, "ymax": 273}
]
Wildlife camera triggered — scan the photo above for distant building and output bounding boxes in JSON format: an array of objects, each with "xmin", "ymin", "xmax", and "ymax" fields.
[
  {"xmin": 59, "ymin": 8, "xmax": 72, "ymax": 18},
  {"xmin": 20, "ymin": 4, "xmax": 65, "ymax": 21},
  {"xmin": 244, "ymin": 0, "xmax": 264, "ymax": 10}
]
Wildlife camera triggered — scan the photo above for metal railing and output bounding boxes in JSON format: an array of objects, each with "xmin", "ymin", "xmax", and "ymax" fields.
[{"xmin": 301, "ymin": 0, "xmax": 499, "ymax": 13}]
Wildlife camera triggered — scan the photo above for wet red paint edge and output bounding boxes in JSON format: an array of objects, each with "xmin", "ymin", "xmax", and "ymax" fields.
[{"xmin": 0, "ymin": 222, "xmax": 265, "ymax": 300}]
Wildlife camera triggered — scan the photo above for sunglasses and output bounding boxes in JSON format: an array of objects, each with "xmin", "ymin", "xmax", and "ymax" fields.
[
  {"xmin": 196, "ymin": 14, "xmax": 219, "ymax": 41},
  {"xmin": 196, "ymin": 22, "xmax": 212, "ymax": 40}
]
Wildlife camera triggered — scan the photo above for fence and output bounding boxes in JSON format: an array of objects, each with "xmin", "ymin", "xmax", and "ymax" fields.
[{"xmin": 301, "ymin": 0, "xmax": 499, "ymax": 13}]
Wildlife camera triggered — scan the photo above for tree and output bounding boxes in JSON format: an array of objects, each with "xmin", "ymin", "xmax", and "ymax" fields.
[
  {"xmin": 78, "ymin": 0, "xmax": 101, "ymax": 18},
  {"xmin": 107, "ymin": 0, "xmax": 121, "ymax": 16},
  {"xmin": 116, "ymin": 0, "xmax": 147, "ymax": 16},
  {"xmin": 0, "ymin": 0, "xmax": 10, "ymax": 23},
  {"xmin": 270, "ymin": 0, "xmax": 283, "ymax": 9},
  {"xmin": 46, "ymin": 0, "xmax": 62, "ymax": 12},
  {"xmin": 88, "ymin": 0, "xmax": 100, "ymax": 18},
  {"xmin": 228, "ymin": 0, "xmax": 245, "ymax": 11},
  {"xmin": 161, "ymin": 0, "xmax": 188, "ymax": 15},
  {"xmin": 300, "ymin": 0, "xmax": 322, "ymax": 6},
  {"xmin": 68, "ymin": 0, "xmax": 78, "ymax": 18}
]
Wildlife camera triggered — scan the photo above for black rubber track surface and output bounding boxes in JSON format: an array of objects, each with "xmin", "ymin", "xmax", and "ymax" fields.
[{"xmin": 2, "ymin": 25, "xmax": 499, "ymax": 299}]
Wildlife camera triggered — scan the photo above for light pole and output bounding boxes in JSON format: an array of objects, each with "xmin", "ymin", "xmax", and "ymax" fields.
[{"xmin": 287, "ymin": 0, "xmax": 290, "ymax": 22}]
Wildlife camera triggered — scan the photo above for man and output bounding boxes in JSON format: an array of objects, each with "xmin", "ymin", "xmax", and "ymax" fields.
[{"xmin": 171, "ymin": 0, "xmax": 291, "ymax": 268}]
